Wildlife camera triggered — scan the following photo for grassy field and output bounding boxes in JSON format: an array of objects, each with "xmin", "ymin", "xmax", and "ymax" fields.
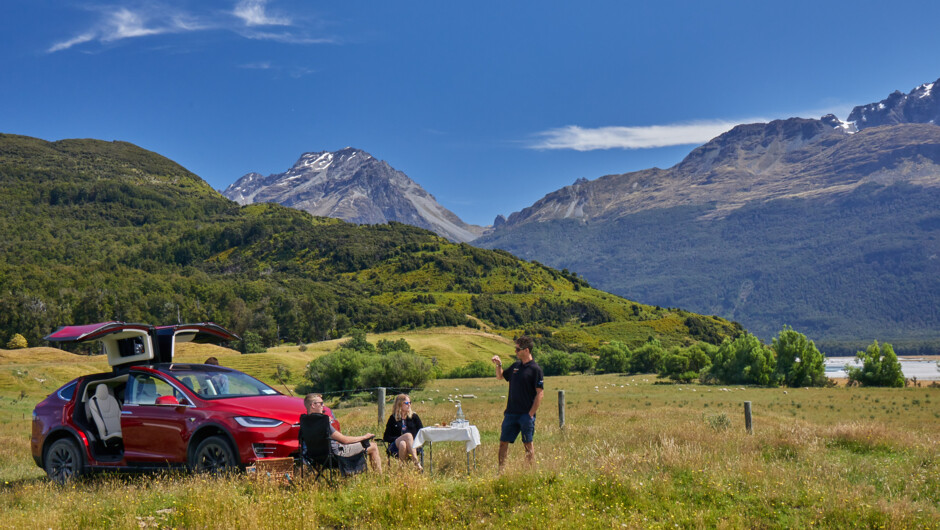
[{"xmin": 1, "ymin": 335, "xmax": 938, "ymax": 528}]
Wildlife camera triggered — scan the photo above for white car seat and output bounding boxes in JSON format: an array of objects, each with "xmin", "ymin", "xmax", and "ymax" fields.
[{"xmin": 86, "ymin": 384, "xmax": 122, "ymax": 443}]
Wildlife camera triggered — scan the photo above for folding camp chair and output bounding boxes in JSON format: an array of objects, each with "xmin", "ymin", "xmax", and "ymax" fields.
[{"xmin": 298, "ymin": 413, "xmax": 366, "ymax": 486}]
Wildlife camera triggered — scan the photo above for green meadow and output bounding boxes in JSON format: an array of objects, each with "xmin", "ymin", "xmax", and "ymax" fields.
[{"xmin": 1, "ymin": 332, "xmax": 938, "ymax": 529}]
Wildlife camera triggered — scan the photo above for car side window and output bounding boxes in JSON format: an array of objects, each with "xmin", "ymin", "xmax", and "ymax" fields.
[
  {"xmin": 225, "ymin": 375, "xmax": 262, "ymax": 396},
  {"xmin": 57, "ymin": 381, "xmax": 77, "ymax": 401},
  {"xmin": 125, "ymin": 374, "xmax": 178, "ymax": 405}
]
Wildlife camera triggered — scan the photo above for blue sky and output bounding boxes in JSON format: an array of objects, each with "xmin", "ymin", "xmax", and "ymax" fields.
[{"xmin": 2, "ymin": 1, "xmax": 939, "ymax": 226}]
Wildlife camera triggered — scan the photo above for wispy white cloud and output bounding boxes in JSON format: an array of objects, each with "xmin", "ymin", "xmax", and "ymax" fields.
[
  {"xmin": 48, "ymin": 1, "xmax": 329, "ymax": 53},
  {"xmin": 233, "ymin": 0, "xmax": 290, "ymax": 26},
  {"xmin": 238, "ymin": 61, "xmax": 316, "ymax": 78},
  {"xmin": 239, "ymin": 30, "xmax": 335, "ymax": 45},
  {"xmin": 48, "ymin": 32, "xmax": 97, "ymax": 53},
  {"xmin": 288, "ymin": 66, "xmax": 316, "ymax": 78},
  {"xmin": 239, "ymin": 61, "xmax": 273, "ymax": 69},
  {"xmin": 101, "ymin": 8, "xmax": 168, "ymax": 41},
  {"xmin": 48, "ymin": 5, "xmax": 205, "ymax": 52},
  {"xmin": 529, "ymin": 120, "xmax": 763, "ymax": 151}
]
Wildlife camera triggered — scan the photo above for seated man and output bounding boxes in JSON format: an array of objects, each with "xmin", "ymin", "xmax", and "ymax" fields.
[
  {"xmin": 304, "ymin": 393, "xmax": 382, "ymax": 473},
  {"xmin": 203, "ymin": 357, "xmax": 229, "ymax": 395}
]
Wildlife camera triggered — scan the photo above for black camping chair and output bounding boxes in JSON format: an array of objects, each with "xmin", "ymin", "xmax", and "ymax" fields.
[
  {"xmin": 298, "ymin": 413, "xmax": 367, "ymax": 485},
  {"xmin": 299, "ymin": 413, "xmax": 340, "ymax": 486}
]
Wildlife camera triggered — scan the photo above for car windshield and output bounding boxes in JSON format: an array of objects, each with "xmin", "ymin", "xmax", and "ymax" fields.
[{"xmin": 167, "ymin": 367, "xmax": 280, "ymax": 399}]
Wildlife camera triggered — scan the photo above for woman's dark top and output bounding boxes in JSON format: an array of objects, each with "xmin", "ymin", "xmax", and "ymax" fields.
[{"xmin": 383, "ymin": 412, "xmax": 424, "ymax": 444}]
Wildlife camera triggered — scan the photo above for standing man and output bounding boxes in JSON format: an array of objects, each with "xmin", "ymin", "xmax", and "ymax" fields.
[{"xmin": 491, "ymin": 336, "xmax": 544, "ymax": 472}]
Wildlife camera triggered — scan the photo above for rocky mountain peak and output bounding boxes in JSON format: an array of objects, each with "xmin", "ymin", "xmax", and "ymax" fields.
[
  {"xmin": 847, "ymin": 77, "xmax": 939, "ymax": 129},
  {"xmin": 222, "ymin": 148, "xmax": 486, "ymax": 243}
]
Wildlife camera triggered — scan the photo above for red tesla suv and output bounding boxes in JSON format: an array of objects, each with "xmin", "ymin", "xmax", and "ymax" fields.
[{"xmin": 31, "ymin": 321, "xmax": 324, "ymax": 483}]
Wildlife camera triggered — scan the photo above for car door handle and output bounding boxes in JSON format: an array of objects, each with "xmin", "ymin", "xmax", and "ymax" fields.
[{"xmin": 122, "ymin": 411, "xmax": 133, "ymax": 415}]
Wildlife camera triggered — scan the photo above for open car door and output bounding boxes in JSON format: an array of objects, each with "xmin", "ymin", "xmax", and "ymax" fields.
[
  {"xmin": 46, "ymin": 321, "xmax": 239, "ymax": 368},
  {"xmin": 45, "ymin": 322, "xmax": 155, "ymax": 369},
  {"xmin": 154, "ymin": 323, "xmax": 241, "ymax": 364}
]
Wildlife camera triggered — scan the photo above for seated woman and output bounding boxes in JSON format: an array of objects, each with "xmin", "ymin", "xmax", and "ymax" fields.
[{"xmin": 383, "ymin": 393, "xmax": 424, "ymax": 470}]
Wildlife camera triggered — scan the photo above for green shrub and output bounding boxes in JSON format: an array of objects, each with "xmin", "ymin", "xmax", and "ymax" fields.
[
  {"xmin": 705, "ymin": 412, "xmax": 732, "ymax": 431},
  {"xmin": 341, "ymin": 329, "xmax": 376, "ymax": 353},
  {"xmin": 706, "ymin": 333, "xmax": 779, "ymax": 386},
  {"xmin": 360, "ymin": 351, "xmax": 433, "ymax": 389},
  {"xmin": 629, "ymin": 339, "xmax": 665, "ymax": 374},
  {"xmin": 569, "ymin": 351, "xmax": 595, "ymax": 374},
  {"xmin": 377, "ymin": 338, "xmax": 415, "ymax": 355},
  {"xmin": 596, "ymin": 341, "xmax": 631, "ymax": 374},
  {"xmin": 659, "ymin": 344, "xmax": 713, "ymax": 383},
  {"xmin": 846, "ymin": 341, "xmax": 905, "ymax": 387},
  {"xmin": 237, "ymin": 331, "xmax": 265, "ymax": 354},
  {"xmin": 303, "ymin": 348, "xmax": 368, "ymax": 394},
  {"xmin": 5, "ymin": 333, "xmax": 27, "ymax": 349},
  {"xmin": 539, "ymin": 348, "xmax": 572, "ymax": 376},
  {"xmin": 773, "ymin": 326, "xmax": 828, "ymax": 387},
  {"xmin": 444, "ymin": 360, "xmax": 493, "ymax": 379},
  {"xmin": 302, "ymin": 334, "xmax": 434, "ymax": 395}
]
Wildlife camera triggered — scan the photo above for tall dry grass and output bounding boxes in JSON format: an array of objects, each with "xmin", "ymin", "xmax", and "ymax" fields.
[{"xmin": 2, "ymin": 373, "xmax": 938, "ymax": 528}]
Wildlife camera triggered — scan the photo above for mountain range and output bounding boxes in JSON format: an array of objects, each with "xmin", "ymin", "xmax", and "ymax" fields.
[
  {"xmin": 477, "ymin": 78, "xmax": 940, "ymax": 351},
  {"xmin": 223, "ymin": 147, "xmax": 486, "ymax": 243},
  {"xmin": 219, "ymin": 78, "xmax": 940, "ymax": 352}
]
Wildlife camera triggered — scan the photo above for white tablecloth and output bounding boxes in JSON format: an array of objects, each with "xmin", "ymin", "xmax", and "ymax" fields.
[{"xmin": 414, "ymin": 425, "xmax": 481, "ymax": 453}]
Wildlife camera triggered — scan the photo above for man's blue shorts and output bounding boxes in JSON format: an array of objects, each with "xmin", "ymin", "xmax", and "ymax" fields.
[{"xmin": 500, "ymin": 413, "xmax": 535, "ymax": 443}]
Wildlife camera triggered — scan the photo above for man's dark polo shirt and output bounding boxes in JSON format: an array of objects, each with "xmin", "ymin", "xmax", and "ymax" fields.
[{"xmin": 502, "ymin": 360, "xmax": 544, "ymax": 414}]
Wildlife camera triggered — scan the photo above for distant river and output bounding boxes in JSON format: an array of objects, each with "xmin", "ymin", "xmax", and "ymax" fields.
[{"xmin": 825, "ymin": 357, "xmax": 940, "ymax": 380}]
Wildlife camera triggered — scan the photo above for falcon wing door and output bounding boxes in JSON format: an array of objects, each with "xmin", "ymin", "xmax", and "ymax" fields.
[
  {"xmin": 45, "ymin": 321, "xmax": 155, "ymax": 369},
  {"xmin": 154, "ymin": 323, "xmax": 240, "ymax": 364}
]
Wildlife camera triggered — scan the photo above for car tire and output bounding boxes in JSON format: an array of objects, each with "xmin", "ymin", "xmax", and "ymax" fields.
[
  {"xmin": 191, "ymin": 436, "xmax": 237, "ymax": 474},
  {"xmin": 44, "ymin": 438, "xmax": 84, "ymax": 484}
]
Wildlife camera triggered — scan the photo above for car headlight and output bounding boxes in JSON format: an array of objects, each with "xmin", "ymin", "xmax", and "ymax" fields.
[{"xmin": 234, "ymin": 416, "xmax": 284, "ymax": 428}]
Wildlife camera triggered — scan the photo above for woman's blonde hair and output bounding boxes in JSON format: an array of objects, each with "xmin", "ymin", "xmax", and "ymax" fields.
[{"xmin": 393, "ymin": 393, "xmax": 413, "ymax": 421}]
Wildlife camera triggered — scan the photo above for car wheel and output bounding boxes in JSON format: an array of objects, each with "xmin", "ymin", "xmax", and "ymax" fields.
[
  {"xmin": 191, "ymin": 436, "xmax": 237, "ymax": 474},
  {"xmin": 44, "ymin": 438, "xmax": 83, "ymax": 484}
]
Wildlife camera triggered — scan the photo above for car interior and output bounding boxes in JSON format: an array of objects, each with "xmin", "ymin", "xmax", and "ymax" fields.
[{"xmin": 77, "ymin": 375, "xmax": 128, "ymax": 460}]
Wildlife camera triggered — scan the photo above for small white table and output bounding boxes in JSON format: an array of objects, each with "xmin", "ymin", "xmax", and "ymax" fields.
[{"xmin": 413, "ymin": 424, "xmax": 481, "ymax": 474}]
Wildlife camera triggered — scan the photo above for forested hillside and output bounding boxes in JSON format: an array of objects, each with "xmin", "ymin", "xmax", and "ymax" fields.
[
  {"xmin": 0, "ymin": 134, "xmax": 740, "ymax": 352},
  {"xmin": 478, "ymin": 182, "xmax": 940, "ymax": 355}
]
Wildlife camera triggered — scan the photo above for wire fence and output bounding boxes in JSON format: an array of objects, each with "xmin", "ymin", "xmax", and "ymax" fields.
[{"xmin": 315, "ymin": 386, "xmax": 423, "ymax": 399}]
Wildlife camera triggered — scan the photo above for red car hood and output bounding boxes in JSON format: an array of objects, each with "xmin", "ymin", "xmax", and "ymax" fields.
[{"xmin": 216, "ymin": 394, "xmax": 306, "ymax": 424}]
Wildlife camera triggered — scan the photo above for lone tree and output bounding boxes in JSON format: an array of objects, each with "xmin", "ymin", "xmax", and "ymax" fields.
[
  {"xmin": 846, "ymin": 341, "xmax": 905, "ymax": 387},
  {"xmin": 772, "ymin": 326, "xmax": 828, "ymax": 387}
]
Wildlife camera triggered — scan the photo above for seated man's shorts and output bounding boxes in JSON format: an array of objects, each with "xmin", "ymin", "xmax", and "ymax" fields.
[
  {"xmin": 500, "ymin": 413, "xmax": 535, "ymax": 443},
  {"xmin": 335, "ymin": 442, "xmax": 367, "ymax": 457}
]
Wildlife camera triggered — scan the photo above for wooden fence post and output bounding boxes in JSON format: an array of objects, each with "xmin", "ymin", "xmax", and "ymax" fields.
[
  {"xmin": 744, "ymin": 401, "xmax": 753, "ymax": 434},
  {"xmin": 377, "ymin": 387, "xmax": 386, "ymax": 427},
  {"xmin": 558, "ymin": 389, "xmax": 566, "ymax": 429}
]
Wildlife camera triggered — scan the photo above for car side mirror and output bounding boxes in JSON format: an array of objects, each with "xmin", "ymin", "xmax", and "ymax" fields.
[{"xmin": 155, "ymin": 396, "xmax": 180, "ymax": 406}]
